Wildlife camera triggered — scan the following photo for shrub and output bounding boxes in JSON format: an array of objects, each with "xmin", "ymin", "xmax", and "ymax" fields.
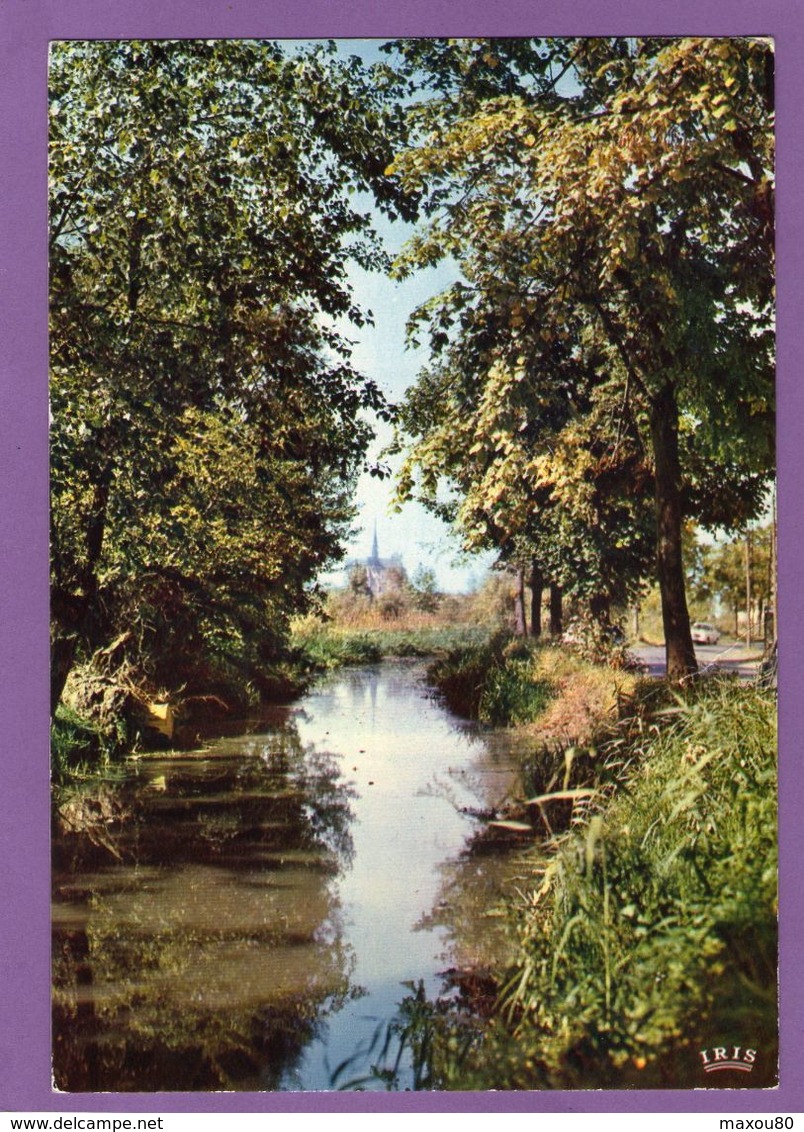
[
  {"xmin": 428, "ymin": 636, "xmax": 556, "ymax": 726},
  {"xmin": 51, "ymin": 703, "xmax": 124, "ymax": 784},
  {"xmin": 478, "ymin": 661, "xmax": 554, "ymax": 726}
]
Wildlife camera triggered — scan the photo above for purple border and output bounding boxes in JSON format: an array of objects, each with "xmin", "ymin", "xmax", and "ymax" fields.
[{"xmin": 1, "ymin": 0, "xmax": 801, "ymax": 1114}]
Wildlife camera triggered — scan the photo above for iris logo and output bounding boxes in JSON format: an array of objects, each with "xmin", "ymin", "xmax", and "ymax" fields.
[{"xmin": 699, "ymin": 1046, "xmax": 757, "ymax": 1073}]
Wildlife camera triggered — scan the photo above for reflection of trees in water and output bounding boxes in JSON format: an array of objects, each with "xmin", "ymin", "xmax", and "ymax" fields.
[
  {"xmin": 414, "ymin": 841, "xmax": 525, "ymax": 980},
  {"xmin": 53, "ymin": 916, "xmax": 360, "ymax": 1091},
  {"xmin": 52, "ymin": 713, "xmax": 360, "ymax": 1091},
  {"xmin": 413, "ymin": 739, "xmax": 535, "ymax": 997}
]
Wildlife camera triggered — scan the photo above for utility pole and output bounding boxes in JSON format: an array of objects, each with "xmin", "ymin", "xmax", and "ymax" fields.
[{"xmin": 745, "ymin": 528, "xmax": 752, "ymax": 650}]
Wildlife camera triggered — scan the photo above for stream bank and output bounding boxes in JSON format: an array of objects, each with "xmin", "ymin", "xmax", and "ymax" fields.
[{"xmin": 52, "ymin": 645, "xmax": 778, "ymax": 1092}]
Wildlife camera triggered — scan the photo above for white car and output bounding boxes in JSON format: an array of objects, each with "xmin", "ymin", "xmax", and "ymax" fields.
[{"xmin": 691, "ymin": 621, "xmax": 720, "ymax": 645}]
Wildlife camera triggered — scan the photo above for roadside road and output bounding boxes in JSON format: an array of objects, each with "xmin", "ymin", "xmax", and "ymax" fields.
[{"xmin": 631, "ymin": 641, "xmax": 764, "ymax": 680}]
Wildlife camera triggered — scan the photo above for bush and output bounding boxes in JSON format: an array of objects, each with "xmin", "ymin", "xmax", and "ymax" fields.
[
  {"xmin": 561, "ymin": 611, "xmax": 638, "ymax": 669},
  {"xmin": 478, "ymin": 661, "xmax": 554, "ymax": 726},
  {"xmin": 427, "ymin": 642, "xmax": 496, "ymax": 719},
  {"xmin": 428, "ymin": 636, "xmax": 556, "ymax": 726},
  {"xmin": 51, "ymin": 703, "xmax": 124, "ymax": 784}
]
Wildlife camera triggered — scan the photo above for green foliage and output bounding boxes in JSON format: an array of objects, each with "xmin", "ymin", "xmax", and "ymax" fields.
[
  {"xmin": 468, "ymin": 680, "xmax": 778, "ymax": 1089},
  {"xmin": 293, "ymin": 623, "xmax": 491, "ymax": 670},
  {"xmin": 560, "ymin": 610, "xmax": 636, "ymax": 668},
  {"xmin": 427, "ymin": 640, "xmax": 504, "ymax": 719},
  {"xmin": 51, "ymin": 703, "xmax": 127, "ymax": 784},
  {"xmin": 478, "ymin": 661, "xmax": 554, "ymax": 726},
  {"xmin": 388, "ymin": 37, "xmax": 775, "ymax": 678},
  {"xmin": 328, "ymin": 979, "xmax": 482, "ymax": 1091},
  {"xmin": 297, "ymin": 632, "xmax": 384, "ymax": 670},
  {"xmin": 694, "ymin": 523, "xmax": 774, "ymax": 630},
  {"xmin": 428, "ymin": 636, "xmax": 555, "ymax": 725},
  {"xmin": 49, "ymin": 39, "xmax": 412, "ymax": 711}
]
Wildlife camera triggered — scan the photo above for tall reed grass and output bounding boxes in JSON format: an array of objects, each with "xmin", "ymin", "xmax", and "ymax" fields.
[{"xmin": 466, "ymin": 679, "xmax": 778, "ymax": 1089}]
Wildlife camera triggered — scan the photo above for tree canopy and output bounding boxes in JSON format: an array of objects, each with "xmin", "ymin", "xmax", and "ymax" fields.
[
  {"xmin": 387, "ymin": 36, "xmax": 774, "ymax": 676},
  {"xmin": 49, "ymin": 39, "xmax": 412, "ymax": 710},
  {"xmin": 50, "ymin": 37, "xmax": 776, "ymax": 704}
]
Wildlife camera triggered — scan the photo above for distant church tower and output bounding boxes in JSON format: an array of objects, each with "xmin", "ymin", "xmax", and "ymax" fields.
[
  {"xmin": 366, "ymin": 522, "xmax": 385, "ymax": 597},
  {"xmin": 348, "ymin": 521, "xmax": 405, "ymax": 601},
  {"xmin": 369, "ymin": 522, "xmax": 381, "ymax": 566}
]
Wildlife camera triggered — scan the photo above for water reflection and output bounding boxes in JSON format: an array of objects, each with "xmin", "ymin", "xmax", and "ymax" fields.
[
  {"xmin": 53, "ymin": 662, "xmax": 527, "ymax": 1092},
  {"xmin": 53, "ymin": 713, "xmax": 358, "ymax": 1091}
]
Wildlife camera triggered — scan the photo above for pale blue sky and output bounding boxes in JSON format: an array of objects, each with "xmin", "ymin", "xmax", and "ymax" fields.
[
  {"xmin": 325, "ymin": 245, "xmax": 496, "ymax": 593},
  {"xmin": 301, "ymin": 38, "xmax": 496, "ymax": 593}
]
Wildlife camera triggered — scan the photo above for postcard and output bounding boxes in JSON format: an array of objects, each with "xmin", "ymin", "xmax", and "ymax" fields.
[{"xmin": 1, "ymin": 0, "xmax": 802, "ymax": 1118}]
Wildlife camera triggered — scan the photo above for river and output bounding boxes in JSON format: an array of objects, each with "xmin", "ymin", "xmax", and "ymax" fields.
[{"xmin": 52, "ymin": 661, "xmax": 534, "ymax": 1092}]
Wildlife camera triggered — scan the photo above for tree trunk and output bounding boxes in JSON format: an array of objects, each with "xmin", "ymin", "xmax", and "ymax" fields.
[
  {"xmin": 50, "ymin": 458, "xmax": 113, "ymax": 715},
  {"xmin": 649, "ymin": 383, "xmax": 697, "ymax": 679},
  {"xmin": 529, "ymin": 561, "xmax": 543, "ymax": 638},
  {"xmin": 549, "ymin": 584, "xmax": 563, "ymax": 637},
  {"xmin": 513, "ymin": 566, "xmax": 527, "ymax": 637},
  {"xmin": 745, "ymin": 530, "xmax": 752, "ymax": 648},
  {"xmin": 51, "ymin": 631, "xmax": 78, "ymax": 716},
  {"xmin": 589, "ymin": 593, "xmax": 610, "ymax": 624}
]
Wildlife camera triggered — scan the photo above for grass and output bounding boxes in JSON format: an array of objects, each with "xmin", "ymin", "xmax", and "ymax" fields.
[
  {"xmin": 438, "ymin": 678, "xmax": 778, "ymax": 1090},
  {"xmin": 427, "ymin": 635, "xmax": 640, "ymax": 733},
  {"xmin": 526, "ymin": 646, "xmax": 640, "ymax": 742},
  {"xmin": 51, "ymin": 703, "xmax": 126, "ymax": 785},
  {"xmin": 477, "ymin": 660, "xmax": 554, "ymax": 726},
  {"xmin": 291, "ymin": 618, "xmax": 492, "ymax": 671},
  {"xmin": 290, "ymin": 630, "xmax": 384, "ymax": 670}
]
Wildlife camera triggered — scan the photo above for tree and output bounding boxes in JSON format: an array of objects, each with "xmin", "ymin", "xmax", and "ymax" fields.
[
  {"xmin": 410, "ymin": 565, "xmax": 440, "ymax": 612},
  {"xmin": 693, "ymin": 524, "xmax": 774, "ymax": 637},
  {"xmin": 387, "ymin": 37, "xmax": 774, "ymax": 679},
  {"xmin": 392, "ymin": 291, "xmax": 657, "ymax": 635},
  {"xmin": 50, "ymin": 39, "xmax": 413, "ymax": 710}
]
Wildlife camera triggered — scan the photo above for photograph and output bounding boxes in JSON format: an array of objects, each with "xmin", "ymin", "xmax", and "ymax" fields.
[{"xmin": 2, "ymin": 0, "xmax": 802, "ymax": 1118}]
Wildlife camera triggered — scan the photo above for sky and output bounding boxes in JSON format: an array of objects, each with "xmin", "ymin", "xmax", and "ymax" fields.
[
  {"xmin": 326, "ymin": 256, "xmax": 494, "ymax": 594},
  {"xmin": 308, "ymin": 38, "xmax": 496, "ymax": 594},
  {"xmin": 319, "ymin": 200, "xmax": 496, "ymax": 594}
]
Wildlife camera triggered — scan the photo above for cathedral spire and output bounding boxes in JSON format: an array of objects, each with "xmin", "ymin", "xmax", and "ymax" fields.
[{"xmin": 370, "ymin": 521, "xmax": 380, "ymax": 565}]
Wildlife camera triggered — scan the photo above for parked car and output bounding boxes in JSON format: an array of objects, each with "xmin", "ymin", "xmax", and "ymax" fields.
[{"xmin": 691, "ymin": 621, "xmax": 720, "ymax": 645}]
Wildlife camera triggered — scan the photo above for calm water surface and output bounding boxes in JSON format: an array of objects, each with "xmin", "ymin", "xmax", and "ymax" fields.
[{"xmin": 52, "ymin": 662, "xmax": 533, "ymax": 1092}]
